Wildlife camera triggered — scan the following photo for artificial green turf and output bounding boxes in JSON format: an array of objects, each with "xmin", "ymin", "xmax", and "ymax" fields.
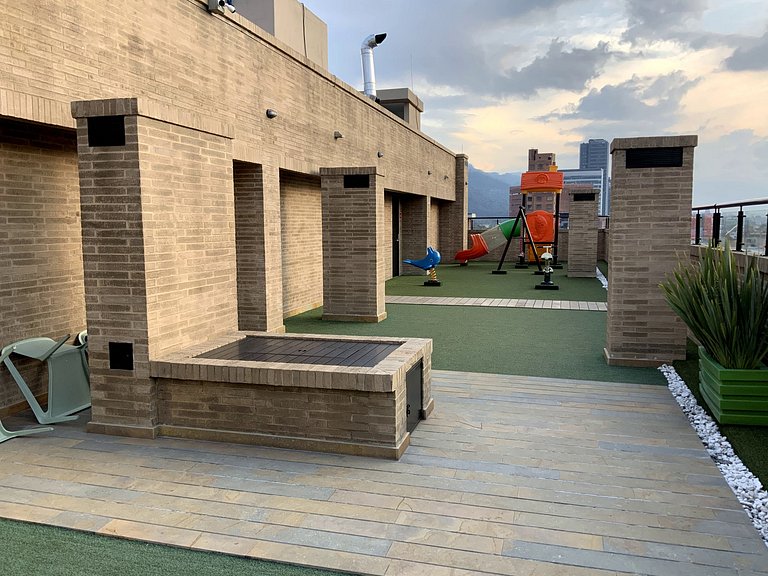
[
  {"xmin": 388, "ymin": 261, "xmax": 608, "ymax": 301},
  {"xmin": 286, "ymin": 305, "xmax": 665, "ymax": 385},
  {"xmin": 673, "ymin": 342, "xmax": 768, "ymax": 487},
  {"xmin": 0, "ymin": 518, "xmax": 353, "ymax": 576}
]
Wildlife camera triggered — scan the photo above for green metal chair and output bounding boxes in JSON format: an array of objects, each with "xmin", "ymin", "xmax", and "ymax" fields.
[
  {"xmin": 0, "ymin": 417, "xmax": 53, "ymax": 444},
  {"xmin": 0, "ymin": 333, "xmax": 90, "ymax": 425}
]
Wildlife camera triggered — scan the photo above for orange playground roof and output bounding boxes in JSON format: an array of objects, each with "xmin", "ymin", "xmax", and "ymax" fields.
[{"xmin": 520, "ymin": 171, "xmax": 564, "ymax": 192}]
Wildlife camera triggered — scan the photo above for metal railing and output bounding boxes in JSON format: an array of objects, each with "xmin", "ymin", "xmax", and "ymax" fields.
[
  {"xmin": 467, "ymin": 216, "xmax": 510, "ymax": 231},
  {"xmin": 468, "ymin": 215, "xmax": 610, "ymax": 232},
  {"xmin": 692, "ymin": 198, "xmax": 768, "ymax": 256}
]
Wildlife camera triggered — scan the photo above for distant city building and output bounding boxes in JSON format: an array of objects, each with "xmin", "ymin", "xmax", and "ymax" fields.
[
  {"xmin": 579, "ymin": 139, "xmax": 610, "ymax": 214},
  {"xmin": 509, "ymin": 186, "xmax": 523, "ymax": 216},
  {"xmin": 525, "ymin": 149, "xmax": 557, "ymax": 212},
  {"xmin": 528, "ymin": 148, "xmax": 556, "ymax": 171},
  {"xmin": 560, "ymin": 168, "xmax": 604, "ymax": 195}
]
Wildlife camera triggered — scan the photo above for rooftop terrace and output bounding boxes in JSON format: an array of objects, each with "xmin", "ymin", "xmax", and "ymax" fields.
[{"xmin": 1, "ymin": 261, "xmax": 766, "ymax": 575}]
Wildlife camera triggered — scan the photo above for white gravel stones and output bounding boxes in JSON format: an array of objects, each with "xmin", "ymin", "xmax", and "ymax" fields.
[{"xmin": 659, "ymin": 364, "xmax": 768, "ymax": 547}]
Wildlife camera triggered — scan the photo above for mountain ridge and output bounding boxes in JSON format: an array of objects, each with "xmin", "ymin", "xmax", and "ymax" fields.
[{"xmin": 467, "ymin": 164, "xmax": 521, "ymax": 217}]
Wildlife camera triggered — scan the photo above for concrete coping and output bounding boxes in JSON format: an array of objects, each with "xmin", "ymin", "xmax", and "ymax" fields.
[
  {"xmin": 611, "ymin": 135, "xmax": 698, "ymax": 152},
  {"xmin": 70, "ymin": 97, "xmax": 234, "ymax": 139},
  {"xmin": 150, "ymin": 331, "xmax": 432, "ymax": 393}
]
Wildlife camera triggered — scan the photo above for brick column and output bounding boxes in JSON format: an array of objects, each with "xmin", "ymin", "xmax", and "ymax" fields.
[
  {"xmin": 234, "ymin": 162, "xmax": 285, "ymax": 333},
  {"xmin": 400, "ymin": 195, "xmax": 430, "ymax": 277},
  {"xmin": 440, "ymin": 154, "xmax": 469, "ymax": 263},
  {"xmin": 605, "ymin": 135, "xmax": 697, "ymax": 366},
  {"xmin": 566, "ymin": 191, "xmax": 598, "ymax": 277},
  {"xmin": 320, "ymin": 167, "xmax": 386, "ymax": 322},
  {"xmin": 72, "ymin": 98, "xmax": 236, "ymax": 436}
]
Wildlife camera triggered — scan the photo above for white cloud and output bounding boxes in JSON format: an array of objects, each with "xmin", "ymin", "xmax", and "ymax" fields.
[{"xmin": 301, "ymin": 0, "xmax": 768, "ymax": 202}]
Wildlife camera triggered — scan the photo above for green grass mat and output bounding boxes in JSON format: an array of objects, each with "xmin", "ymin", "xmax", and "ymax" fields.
[
  {"xmin": 286, "ymin": 305, "xmax": 664, "ymax": 385},
  {"xmin": 0, "ymin": 518, "xmax": 352, "ymax": 576},
  {"xmin": 388, "ymin": 261, "xmax": 607, "ymax": 301},
  {"xmin": 673, "ymin": 342, "xmax": 768, "ymax": 487}
]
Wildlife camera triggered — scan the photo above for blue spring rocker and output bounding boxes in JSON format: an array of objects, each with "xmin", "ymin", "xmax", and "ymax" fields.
[{"xmin": 404, "ymin": 246, "xmax": 442, "ymax": 286}]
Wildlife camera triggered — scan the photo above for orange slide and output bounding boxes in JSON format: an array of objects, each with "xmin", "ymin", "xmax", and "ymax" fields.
[{"xmin": 455, "ymin": 233, "xmax": 489, "ymax": 261}]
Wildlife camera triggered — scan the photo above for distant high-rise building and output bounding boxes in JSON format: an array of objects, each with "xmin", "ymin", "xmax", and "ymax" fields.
[{"xmin": 579, "ymin": 139, "xmax": 609, "ymax": 214}]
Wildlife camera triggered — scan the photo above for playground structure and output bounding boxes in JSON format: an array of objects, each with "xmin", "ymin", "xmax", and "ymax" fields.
[
  {"xmin": 455, "ymin": 167, "xmax": 564, "ymax": 272},
  {"xmin": 404, "ymin": 247, "xmax": 442, "ymax": 286}
]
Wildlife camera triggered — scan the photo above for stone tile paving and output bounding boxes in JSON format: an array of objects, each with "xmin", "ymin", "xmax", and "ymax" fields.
[
  {"xmin": 387, "ymin": 295, "xmax": 608, "ymax": 311},
  {"xmin": 0, "ymin": 370, "xmax": 766, "ymax": 575}
]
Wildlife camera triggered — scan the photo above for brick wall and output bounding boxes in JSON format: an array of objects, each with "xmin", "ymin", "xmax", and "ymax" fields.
[
  {"xmin": 598, "ymin": 229, "xmax": 609, "ymax": 261},
  {"xmin": 605, "ymin": 135, "xmax": 697, "ymax": 366},
  {"xmin": 567, "ymin": 192, "xmax": 598, "ymax": 277},
  {"xmin": 73, "ymin": 99, "xmax": 237, "ymax": 433},
  {"xmin": 0, "ymin": 119, "xmax": 85, "ymax": 411},
  {"xmin": 440, "ymin": 155, "xmax": 469, "ymax": 262},
  {"xmin": 429, "ymin": 200, "xmax": 440, "ymax": 250},
  {"xmin": 401, "ymin": 196, "xmax": 429, "ymax": 277},
  {"xmin": 321, "ymin": 168, "xmax": 385, "ymax": 322},
  {"xmin": 280, "ymin": 171, "xmax": 323, "ymax": 317},
  {"xmin": 157, "ymin": 380, "xmax": 397, "ymax": 447},
  {"xmin": 2, "ymin": 0, "xmax": 458, "ymax": 200},
  {"xmin": 75, "ymin": 111, "xmax": 154, "ymax": 429},
  {"xmin": 383, "ymin": 194, "xmax": 394, "ymax": 280},
  {"xmin": 234, "ymin": 161, "xmax": 284, "ymax": 333},
  {"xmin": 138, "ymin": 116, "xmax": 239, "ymax": 357}
]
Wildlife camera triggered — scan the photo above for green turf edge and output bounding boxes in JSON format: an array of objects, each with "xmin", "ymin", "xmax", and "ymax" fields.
[
  {"xmin": 0, "ymin": 517, "xmax": 357, "ymax": 576},
  {"xmin": 388, "ymin": 261, "xmax": 608, "ymax": 302},
  {"xmin": 286, "ymin": 305, "xmax": 665, "ymax": 386},
  {"xmin": 673, "ymin": 340, "xmax": 768, "ymax": 488}
]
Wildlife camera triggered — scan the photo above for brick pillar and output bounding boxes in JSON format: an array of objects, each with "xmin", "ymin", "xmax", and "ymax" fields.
[
  {"xmin": 401, "ymin": 195, "xmax": 430, "ymax": 277},
  {"xmin": 566, "ymin": 191, "xmax": 598, "ymax": 277},
  {"xmin": 320, "ymin": 167, "xmax": 386, "ymax": 322},
  {"xmin": 604, "ymin": 135, "xmax": 698, "ymax": 366},
  {"xmin": 234, "ymin": 161, "xmax": 285, "ymax": 333},
  {"xmin": 72, "ymin": 98, "xmax": 236, "ymax": 436},
  {"xmin": 441, "ymin": 154, "xmax": 469, "ymax": 262}
]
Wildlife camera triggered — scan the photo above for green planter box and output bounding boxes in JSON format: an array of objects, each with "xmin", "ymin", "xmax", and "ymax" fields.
[{"xmin": 698, "ymin": 346, "xmax": 768, "ymax": 425}]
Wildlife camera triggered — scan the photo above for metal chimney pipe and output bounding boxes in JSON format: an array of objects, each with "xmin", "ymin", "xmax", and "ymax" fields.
[{"xmin": 361, "ymin": 33, "xmax": 387, "ymax": 99}]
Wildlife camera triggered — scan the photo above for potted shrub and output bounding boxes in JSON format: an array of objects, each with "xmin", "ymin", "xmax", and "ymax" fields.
[{"xmin": 660, "ymin": 242, "xmax": 768, "ymax": 425}]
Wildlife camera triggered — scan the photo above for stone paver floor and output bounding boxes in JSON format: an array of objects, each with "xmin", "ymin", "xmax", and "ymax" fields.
[
  {"xmin": 386, "ymin": 295, "xmax": 608, "ymax": 311},
  {"xmin": 1, "ymin": 370, "xmax": 767, "ymax": 575}
]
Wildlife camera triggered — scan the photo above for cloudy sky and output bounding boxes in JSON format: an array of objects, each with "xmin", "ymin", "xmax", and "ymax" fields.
[{"xmin": 300, "ymin": 0, "xmax": 768, "ymax": 205}]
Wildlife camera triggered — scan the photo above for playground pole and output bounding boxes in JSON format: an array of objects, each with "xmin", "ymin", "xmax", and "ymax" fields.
[{"xmin": 552, "ymin": 191, "xmax": 563, "ymax": 269}]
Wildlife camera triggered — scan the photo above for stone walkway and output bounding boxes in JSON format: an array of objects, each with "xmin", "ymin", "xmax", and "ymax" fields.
[
  {"xmin": 1, "ymin": 370, "xmax": 766, "ymax": 575},
  {"xmin": 386, "ymin": 295, "xmax": 607, "ymax": 311}
]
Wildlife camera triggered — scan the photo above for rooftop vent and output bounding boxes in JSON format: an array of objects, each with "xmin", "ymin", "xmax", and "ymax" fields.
[{"xmin": 361, "ymin": 33, "xmax": 387, "ymax": 100}]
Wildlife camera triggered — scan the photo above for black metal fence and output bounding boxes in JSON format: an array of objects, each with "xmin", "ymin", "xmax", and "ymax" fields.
[
  {"xmin": 467, "ymin": 215, "xmax": 610, "ymax": 232},
  {"xmin": 691, "ymin": 198, "xmax": 768, "ymax": 256}
]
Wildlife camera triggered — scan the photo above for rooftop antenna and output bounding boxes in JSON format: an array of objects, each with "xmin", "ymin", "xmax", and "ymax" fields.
[{"xmin": 361, "ymin": 33, "xmax": 387, "ymax": 100}]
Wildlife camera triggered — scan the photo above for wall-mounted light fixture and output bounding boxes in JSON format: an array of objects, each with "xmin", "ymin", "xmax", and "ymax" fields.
[
  {"xmin": 333, "ymin": 131, "xmax": 343, "ymax": 140},
  {"xmin": 377, "ymin": 151, "xmax": 384, "ymax": 158},
  {"xmin": 208, "ymin": 0, "xmax": 236, "ymax": 14},
  {"xmin": 427, "ymin": 170, "xmax": 432, "ymax": 175},
  {"xmin": 444, "ymin": 175, "xmax": 449, "ymax": 180},
  {"xmin": 266, "ymin": 109, "xmax": 278, "ymax": 119}
]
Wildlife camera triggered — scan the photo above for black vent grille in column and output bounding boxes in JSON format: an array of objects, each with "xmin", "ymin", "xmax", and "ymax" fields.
[
  {"xmin": 87, "ymin": 116, "xmax": 126, "ymax": 147},
  {"xmin": 344, "ymin": 174, "xmax": 370, "ymax": 188},
  {"xmin": 625, "ymin": 147, "xmax": 683, "ymax": 169},
  {"xmin": 109, "ymin": 342, "xmax": 134, "ymax": 371},
  {"xmin": 573, "ymin": 193, "xmax": 597, "ymax": 202}
]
